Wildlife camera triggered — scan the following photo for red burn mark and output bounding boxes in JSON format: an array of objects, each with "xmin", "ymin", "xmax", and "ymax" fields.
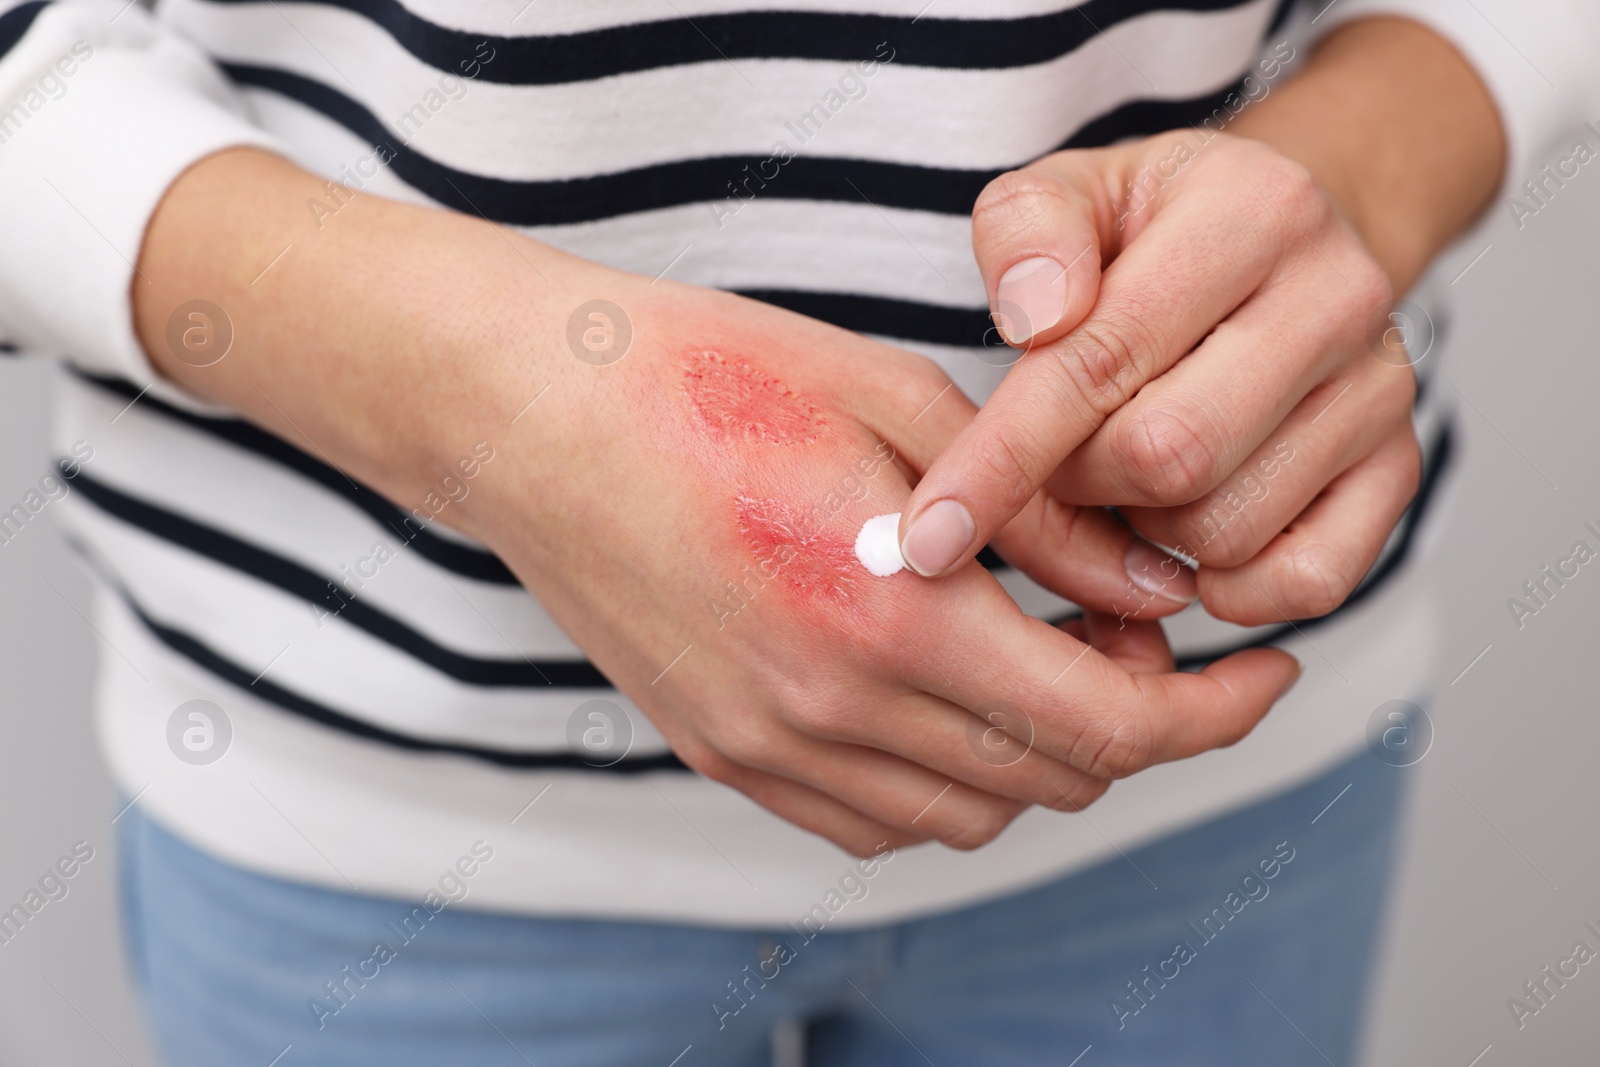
[
  {"xmin": 735, "ymin": 496, "xmax": 857, "ymax": 604},
  {"xmin": 683, "ymin": 351, "xmax": 824, "ymax": 446}
]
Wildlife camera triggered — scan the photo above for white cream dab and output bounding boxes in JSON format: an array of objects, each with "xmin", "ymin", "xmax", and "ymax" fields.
[{"xmin": 854, "ymin": 513, "xmax": 906, "ymax": 577}]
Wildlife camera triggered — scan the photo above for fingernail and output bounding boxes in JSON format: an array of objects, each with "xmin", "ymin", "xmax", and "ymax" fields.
[
  {"xmin": 995, "ymin": 256, "xmax": 1067, "ymax": 345},
  {"xmin": 1123, "ymin": 539, "xmax": 1198, "ymax": 604},
  {"xmin": 901, "ymin": 499, "xmax": 976, "ymax": 577}
]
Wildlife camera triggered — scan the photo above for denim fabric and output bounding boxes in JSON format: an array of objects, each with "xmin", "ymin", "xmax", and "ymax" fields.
[{"xmin": 121, "ymin": 746, "xmax": 1404, "ymax": 1066}]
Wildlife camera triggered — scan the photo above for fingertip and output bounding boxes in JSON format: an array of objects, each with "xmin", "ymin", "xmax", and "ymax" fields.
[
  {"xmin": 993, "ymin": 250, "xmax": 1103, "ymax": 349},
  {"xmin": 994, "ymin": 256, "xmax": 1069, "ymax": 346},
  {"xmin": 989, "ymin": 501, "xmax": 1195, "ymax": 624},
  {"xmin": 1123, "ymin": 537, "xmax": 1198, "ymax": 606},
  {"xmin": 1276, "ymin": 652, "xmax": 1304, "ymax": 700},
  {"xmin": 1202, "ymin": 646, "xmax": 1301, "ymax": 705},
  {"xmin": 972, "ymin": 165, "xmax": 1105, "ymax": 349},
  {"xmin": 899, "ymin": 497, "xmax": 977, "ymax": 578}
]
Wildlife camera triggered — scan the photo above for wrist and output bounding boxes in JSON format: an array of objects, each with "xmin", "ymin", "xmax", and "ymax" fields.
[
  {"xmin": 134, "ymin": 147, "xmax": 599, "ymax": 535},
  {"xmin": 1229, "ymin": 16, "xmax": 1505, "ymax": 294},
  {"xmin": 1300, "ymin": 150, "xmax": 1433, "ymax": 298}
]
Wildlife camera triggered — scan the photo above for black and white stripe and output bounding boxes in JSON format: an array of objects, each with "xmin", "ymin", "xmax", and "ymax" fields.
[
  {"xmin": 11, "ymin": 0, "xmax": 1449, "ymax": 772},
  {"xmin": 58, "ymin": 365, "xmax": 1453, "ymax": 768},
  {"xmin": 0, "ymin": 0, "xmax": 1494, "ymax": 922},
  {"xmin": 195, "ymin": 0, "xmax": 1295, "ymax": 84}
]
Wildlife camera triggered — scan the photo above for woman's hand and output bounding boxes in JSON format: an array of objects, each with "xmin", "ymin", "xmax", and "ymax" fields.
[
  {"xmin": 901, "ymin": 132, "xmax": 1416, "ymax": 627},
  {"xmin": 454, "ymin": 271, "xmax": 1301, "ymax": 855},
  {"xmin": 134, "ymin": 148, "xmax": 1300, "ymax": 857},
  {"xmin": 898, "ymin": 17, "xmax": 1505, "ymax": 627}
]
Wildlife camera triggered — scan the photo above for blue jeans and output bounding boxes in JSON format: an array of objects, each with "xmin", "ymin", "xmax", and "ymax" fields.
[{"xmin": 121, "ymin": 748, "xmax": 1404, "ymax": 1066}]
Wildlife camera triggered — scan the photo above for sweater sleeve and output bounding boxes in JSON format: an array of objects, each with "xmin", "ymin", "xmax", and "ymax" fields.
[
  {"xmin": 0, "ymin": 0, "xmax": 282, "ymax": 395},
  {"xmin": 1308, "ymin": 0, "xmax": 1600, "ymax": 192}
]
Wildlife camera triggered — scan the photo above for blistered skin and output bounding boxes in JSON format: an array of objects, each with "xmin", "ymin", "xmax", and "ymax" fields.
[
  {"xmin": 682, "ymin": 349, "xmax": 870, "ymax": 612},
  {"xmin": 683, "ymin": 350, "xmax": 825, "ymax": 446},
  {"xmin": 735, "ymin": 496, "xmax": 859, "ymax": 605}
]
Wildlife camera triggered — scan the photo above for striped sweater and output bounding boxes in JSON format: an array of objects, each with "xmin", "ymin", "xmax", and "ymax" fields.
[{"xmin": 0, "ymin": 0, "xmax": 1592, "ymax": 924}]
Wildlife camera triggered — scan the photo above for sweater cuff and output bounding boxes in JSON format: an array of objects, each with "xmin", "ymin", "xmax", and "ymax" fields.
[{"xmin": 0, "ymin": 4, "xmax": 283, "ymax": 407}]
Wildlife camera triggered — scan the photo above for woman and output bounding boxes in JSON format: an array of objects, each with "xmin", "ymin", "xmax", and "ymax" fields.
[{"xmin": 0, "ymin": 0, "xmax": 1591, "ymax": 1062}]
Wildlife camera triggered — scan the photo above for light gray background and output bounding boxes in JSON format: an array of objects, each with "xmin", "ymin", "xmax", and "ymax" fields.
[{"xmin": 2, "ymin": 165, "xmax": 1599, "ymax": 1067}]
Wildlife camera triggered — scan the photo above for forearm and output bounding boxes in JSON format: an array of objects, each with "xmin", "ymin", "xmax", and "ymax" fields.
[
  {"xmin": 1231, "ymin": 16, "xmax": 1506, "ymax": 293},
  {"xmin": 131, "ymin": 147, "xmax": 587, "ymax": 534}
]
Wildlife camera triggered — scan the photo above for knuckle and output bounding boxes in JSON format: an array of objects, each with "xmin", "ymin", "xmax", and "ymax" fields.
[
  {"xmin": 841, "ymin": 831, "xmax": 916, "ymax": 858},
  {"xmin": 968, "ymin": 424, "xmax": 1048, "ymax": 515},
  {"xmin": 1334, "ymin": 259, "xmax": 1396, "ymax": 347},
  {"xmin": 939, "ymin": 798, "xmax": 1021, "ymax": 851},
  {"xmin": 1057, "ymin": 311, "xmax": 1157, "ymax": 417},
  {"xmin": 1253, "ymin": 155, "xmax": 1325, "ymax": 232},
  {"xmin": 1277, "ymin": 540, "xmax": 1355, "ymax": 618},
  {"xmin": 781, "ymin": 694, "xmax": 852, "ymax": 740},
  {"xmin": 1375, "ymin": 434, "xmax": 1425, "ymax": 518},
  {"xmin": 1392, "ymin": 360, "xmax": 1420, "ymax": 412},
  {"xmin": 1181, "ymin": 500, "xmax": 1254, "ymax": 567},
  {"xmin": 896, "ymin": 361, "xmax": 956, "ymax": 416},
  {"xmin": 1365, "ymin": 366, "xmax": 1416, "ymax": 429},
  {"xmin": 1043, "ymin": 775, "xmax": 1110, "ymax": 812},
  {"xmin": 1032, "ymin": 493, "xmax": 1090, "ymax": 563},
  {"xmin": 1074, "ymin": 704, "xmax": 1156, "ymax": 779},
  {"xmin": 973, "ymin": 169, "xmax": 1073, "ymax": 246},
  {"xmin": 767, "ymin": 669, "xmax": 859, "ymax": 737},
  {"xmin": 1399, "ymin": 436, "xmax": 1424, "ymax": 499},
  {"xmin": 704, "ymin": 713, "xmax": 783, "ymax": 766},
  {"xmin": 1121, "ymin": 406, "xmax": 1221, "ymax": 504},
  {"xmin": 1179, "ymin": 466, "xmax": 1275, "ymax": 567},
  {"xmin": 1348, "ymin": 258, "xmax": 1395, "ymax": 320},
  {"xmin": 685, "ymin": 746, "xmax": 743, "ymax": 786}
]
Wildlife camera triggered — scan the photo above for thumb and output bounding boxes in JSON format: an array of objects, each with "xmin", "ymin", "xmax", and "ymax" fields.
[
  {"xmin": 896, "ymin": 158, "xmax": 1110, "ymax": 578},
  {"xmin": 976, "ymin": 159, "xmax": 1108, "ymax": 350}
]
